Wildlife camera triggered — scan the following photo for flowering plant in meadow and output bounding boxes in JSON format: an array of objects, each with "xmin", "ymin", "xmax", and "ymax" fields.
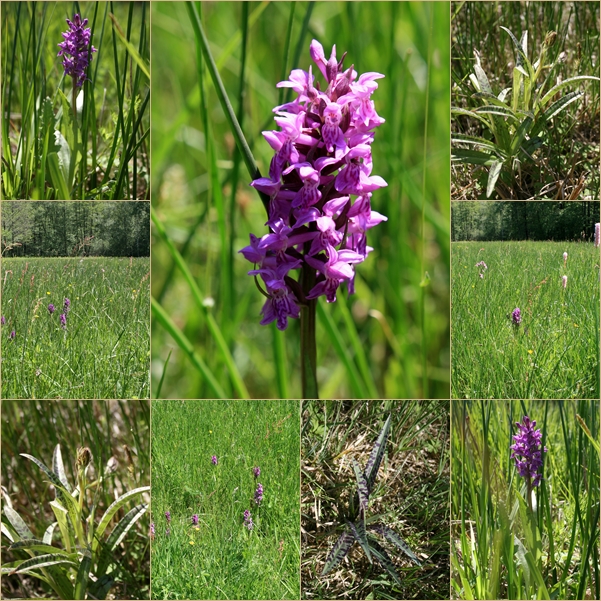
[
  {"xmin": 322, "ymin": 415, "xmax": 421, "ymax": 583},
  {"xmin": 241, "ymin": 39, "xmax": 387, "ymax": 333},
  {"xmin": 510, "ymin": 416, "xmax": 547, "ymax": 489},
  {"xmin": 1, "ymin": 444, "xmax": 149, "ymax": 600},
  {"xmin": 512, "ymin": 307, "xmax": 522, "ymax": 326},
  {"xmin": 57, "ymin": 14, "xmax": 97, "ymax": 89}
]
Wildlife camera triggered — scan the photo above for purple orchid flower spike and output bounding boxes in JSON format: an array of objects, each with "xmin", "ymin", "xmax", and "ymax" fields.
[
  {"xmin": 240, "ymin": 39, "xmax": 387, "ymax": 330},
  {"xmin": 57, "ymin": 14, "xmax": 97, "ymax": 88}
]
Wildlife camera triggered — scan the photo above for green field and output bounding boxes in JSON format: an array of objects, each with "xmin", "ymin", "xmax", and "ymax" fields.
[
  {"xmin": 2, "ymin": 257, "xmax": 150, "ymax": 398},
  {"xmin": 452, "ymin": 241, "xmax": 599, "ymax": 399},
  {"xmin": 151, "ymin": 400, "xmax": 300, "ymax": 600}
]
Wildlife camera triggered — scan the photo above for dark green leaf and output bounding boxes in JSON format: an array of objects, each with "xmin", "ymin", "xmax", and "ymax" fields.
[
  {"xmin": 10, "ymin": 553, "xmax": 78, "ymax": 574},
  {"xmin": 367, "ymin": 536, "xmax": 403, "ymax": 585},
  {"xmin": 348, "ymin": 517, "xmax": 372, "ymax": 564},
  {"xmin": 322, "ymin": 528, "xmax": 355, "ymax": 576},
  {"xmin": 370, "ymin": 523, "xmax": 422, "ymax": 566},
  {"xmin": 352, "ymin": 458, "xmax": 370, "ymax": 510},
  {"xmin": 364, "ymin": 414, "xmax": 392, "ymax": 493}
]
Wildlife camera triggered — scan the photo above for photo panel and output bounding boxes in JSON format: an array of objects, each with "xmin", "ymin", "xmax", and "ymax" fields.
[
  {"xmin": 450, "ymin": 399, "xmax": 600, "ymax": 600},
  {"xmin": 151, "ymin": 2, "xmax": 450, "ymax": 400},
  {"xmin": 150, "ymin": 399, "xmax": 300, "ymax": 600},
  {"xmin": 451, "ymin": 1, "xmax": 600, "ymax": 200},
  {"xmin": 1, "ymin": 1, "xmax": 150, "ymax": 200},
  {"xmin": 1, "ymin": 399, "xmax": 150, "ymax": 600},
  {"xmin": 301, "ymin": 399, "xmax": 450, "ymax": 600},
  {"xmin": 1, "ymin": 201, "xmax": 150, "ymax": 400},
  {"xmin": 451, "ymin": 200, "xmax": 600, "ymax": 400}
]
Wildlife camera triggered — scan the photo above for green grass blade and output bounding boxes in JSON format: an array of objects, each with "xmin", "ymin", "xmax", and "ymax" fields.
[
  {"xmin": 151, "ymin": 298, "xmax": 226, "ymax": 399},
  {"xmin": 151, "ymin": 207, "xmax": 249, "ymax": 398},
  {"xmin": 186, "ymin": 1, "xmax": 269, "ymax": 212}
]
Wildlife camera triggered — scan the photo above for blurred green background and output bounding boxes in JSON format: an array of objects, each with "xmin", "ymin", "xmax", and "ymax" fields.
[{"xmin": 151, "ymin": 2, "xmax": 450, "ymax": 399}]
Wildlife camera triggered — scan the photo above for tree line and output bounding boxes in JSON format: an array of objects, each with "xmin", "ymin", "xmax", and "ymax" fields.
[
  {"xmin": 452, "ymin": 201, "xmax": 600, "ymax": 242},
  {"xmin": 2, "ymin": 202, "xmax": 150, "ymax": 257}
]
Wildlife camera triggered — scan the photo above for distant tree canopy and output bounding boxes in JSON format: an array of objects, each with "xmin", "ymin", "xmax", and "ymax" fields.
[
  {"xmin": 452, "ymin": 201, "xmax": 600, "ymax": 242},
  {"xmin": 2, "ymin": 202, "xmax": 150, "ymax": 257}
]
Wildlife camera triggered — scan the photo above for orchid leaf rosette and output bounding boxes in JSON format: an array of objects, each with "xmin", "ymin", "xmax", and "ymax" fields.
[{"xmin": 240, "ymin": 40, "xmax": 387, "ymax": 331}]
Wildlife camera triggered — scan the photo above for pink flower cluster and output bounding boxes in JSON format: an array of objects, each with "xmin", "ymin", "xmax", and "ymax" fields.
[{"xmin": 240, "ymin": 40, "xmax": 387, "ymax": 330}]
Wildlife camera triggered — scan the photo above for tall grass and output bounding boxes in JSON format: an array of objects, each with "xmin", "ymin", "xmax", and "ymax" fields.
[
  {"xmin": 2, "ymin": 257, "xmax": 150, "ymax": 399},
  {"xmin": 452, "ymin": 241, "xmax": 600, "ymax": 399},
  {"xmin": 150, "ymin": 1, "xmax": 450, "ymax": 399},
  {"xmin": 301, "ymin": 400, "xmax": 450, "ymax": 600},
  {"xmin": 1, "ymin": 1, "xmax": 149, "ymax": 199},
  {"xmin": 451, "ymin": 400, "xmax": 599, "ymax": 600},
  {"xmin": 1, "ymin": 400, "xmax": 150, "ymax": 600},
  {"xmin": 151, "ymin": 399, "xmax": 300, "ymax": 600}
]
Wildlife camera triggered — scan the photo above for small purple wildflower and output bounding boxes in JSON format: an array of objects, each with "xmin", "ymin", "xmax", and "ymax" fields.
[
  {"xmin": 510, "ymin": 416, "xmax": 547, "ymax": 487},
  {"xmin": 511, "ymin": 307, "xmax": 521, "ymax": 326},
  {"xmin": 60, "ymin": 313, "xmax": 67, "ymax": 330},
  {"xmin": 475, "ymin": 261, "xmax": 487, "ymax": 270},
  {"xmin": 165, "ymin": 511, "xmax": 171, "ymax": 524},
  {"xmin": 211, "ymin": 455, "xmax": 218, "ymax": 465},
  {"xmin": 57, "ymin": 15, "xmax": 97, "ymax": 88},
  {"xmin": 243, "ymin": 509, "xmax": 254, "ymax": 531},
  {"xmin": 1, "ymin": 316, "xmax": 5, "ymax": 325},
  {"xmin": 240, "ymin": 40, "xmax": 387, "ymax": 330},
  {"xmin": 254, "ymin": 483, "xmax": 264, "ymax": 506},
  {"xmin": 9, "ymin": 330, "xmax": 15, "ymax": 340},
  {"xmin": 48, "ymin": 303, "xmax": 56, "ymax": 314},
  {"xmin": 253, "ymin": 466, "xmax": 261, "ymax": 479},
  {"xmin": 63, "ymin": 298, "xmax": 71, "ymax": 313},
  {"xmin": 191, "ymin": 514, "xmax": 199, "ymax": 526}
]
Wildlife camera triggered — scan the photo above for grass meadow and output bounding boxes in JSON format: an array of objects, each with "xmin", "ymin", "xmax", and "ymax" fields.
[
  {"xmin": 301, "ymin": 400, "xmax": 450, "ymax": 600},
  {"xmin": 1, "ymin": 1, "xmax": 149, "ymax": 199},
  {"xmin": 452, "ymin": 241, "xmax": 600, "ymax": 399},
  {"xmin": 151, "ymin": 1, "xmax": 450, "ymax": 399},
  {"xmin": 1, "ymin": 400, "xmax": 150, "ymax": 600},
  {"xmin": 451, "ymin": 400, "xmax": 599, "ymax": 600},
  {"xmin": 2, "ymin": 257, "xmax": 150, "ymax": 399},
  {"xmin": 151, "ymin": 400, "xmax": 300, "ymax": 600}
]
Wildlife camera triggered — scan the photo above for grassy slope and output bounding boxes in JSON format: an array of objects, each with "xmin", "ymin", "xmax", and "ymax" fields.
[{"xmin": 151, "ymin": 399, "xmax": 300, "ymax": 600}]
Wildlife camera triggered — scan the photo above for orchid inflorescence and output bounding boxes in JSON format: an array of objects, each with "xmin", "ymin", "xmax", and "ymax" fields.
[
  {"xmin": 57, "ymin": 14, "xmax": 97, "ymax": 88},
  {"xmin": 240, "ymin": 39, "xmax": 387, "ymax": 330},
  {"xmin": 510, "ymin": 415, "xmax": 547, "ymax": 487}
]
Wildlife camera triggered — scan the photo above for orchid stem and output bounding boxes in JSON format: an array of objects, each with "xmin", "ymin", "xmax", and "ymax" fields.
[{"xmin": 301, "ymin": 262, "xmax": 318, "ymax": 399}]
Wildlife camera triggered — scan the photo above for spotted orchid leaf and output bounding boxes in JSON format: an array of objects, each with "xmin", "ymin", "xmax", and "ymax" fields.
[
  {"xmin": 52, "ymin": 444, "xmax": 71, "ymax": 492},
  {"xmin": 4, "ymin": 506, "xmax": 34, "ymax": 541},
  {"xmin": 347, "ymin": 516, "xmax": 372, "ymax": 564},
  {"xmin": 352, "ymin": 458, "xmax": 370, "ymax": 511},
  {"xmin": 364, "ymin": 414, "xmax": 392, "ymax": 493},
  {"xmin": 9, "ymin": 553, "xmax": 78, "ymax": 575},
  {"xmin": 322, "ymin": 527, "xmax": 355, "ymax": 576},
  {"xmin": 367, "ymin": 536, "xmax": 403, "ymax": 585},
  {"xmin": 370, "ymin": 523, "xmax": 422, "ymax": 566}
]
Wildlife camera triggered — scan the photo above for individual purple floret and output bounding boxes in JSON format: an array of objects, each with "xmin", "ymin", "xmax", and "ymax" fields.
[
  {"xmin": 63, "ymin": 298, "xmax": 71, "ymax": 313},
  {"xmin": 1, "ymin": 316, "xmax": 5, "ymax": 325},
  {"xmin": 254, "ymin": 483, "xmax": 264, "ymax": 505},
  {"xmin": 211, "ymin": 455, "xmax": 218, "ymax": 465},
  {"xmin": 165, "ymin": 511, "xmax": 171, "ymax": 524},
  {"xmin": 510, "ymin": 416, "xmax": 547, "ymax": 487},
  {"xmin": 9, "ymin": 330, "xmax": 15, "ymax": 339},
  {"xmin": 243, "ymin": 509, "xmax": 254, "ymax": 531},
  {"xmin": 240, "ymin": 39, "xmax": 387, "ymax": 330},
  {"xmin": 512, "ymin": 307, "xmax": 521, "ymax": 326},
  {"xmin": 57, "ymin": 14, "xmax": 97, "ymax": 88},
  {"xmin": 60, "ymin": 313, "xmax": 67, "ymax": 330},
  {"xmin": 48, "ymin": 303, "xmax": 56, "ymax": 314},
  {"xmin": 192, "ymin": 514, "xmax": 199, "ymax": 526},
  {"xmin": 253, "ymin": 466, "xmax": 261, "ymax": 479}
]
